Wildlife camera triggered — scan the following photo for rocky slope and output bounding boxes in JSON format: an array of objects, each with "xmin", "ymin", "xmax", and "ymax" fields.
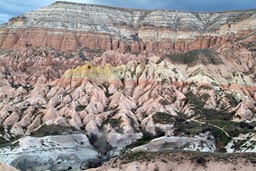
[
  {"xmin": 86, "ymin": 151, "xmax": 256, "ymax": 171},
  {"xmin": 0, "ymin": 1, "xmax": 255, "ymax": 53},
  {"xmin": 0, "ymin": 42, "xmax": 255, "ymax": 170},
  {"xmin": 0, "ymin": 1, "xmax": 255, "ymax": 171},
  {"xmin": 0, "ymin": 163, "xmax": 18, "ymax": 171}
]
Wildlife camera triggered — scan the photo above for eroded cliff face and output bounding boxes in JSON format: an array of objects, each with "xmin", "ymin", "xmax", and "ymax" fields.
[
  {"xmin": 0, "ymin": 2, "xmax": 255, "ymax": 52},
  {"xmin": 0, "ymin": 38, "xmax": 255, "ymax": 170}
]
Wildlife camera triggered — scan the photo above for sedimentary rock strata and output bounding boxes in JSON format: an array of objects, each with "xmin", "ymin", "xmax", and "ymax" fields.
[{"xmin": 0, "ymin": 2, "xmax": 255, "ymax": 53}]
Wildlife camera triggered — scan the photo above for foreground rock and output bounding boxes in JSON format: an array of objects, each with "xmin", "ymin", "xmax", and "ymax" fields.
[
  {"xmin": 86, "ymin": 151, "xmax": 256, "ymax": 171},
  {"xmin": 0, "ymin": 134, "xmax": 99, "ymax": 171},
  {"xmin": 0, "ymin": 163, "xmax": 18, "ymax": 171},
  {"xmin": 131, "ymin": 133, "xmax": 216, "ymax": 153}
]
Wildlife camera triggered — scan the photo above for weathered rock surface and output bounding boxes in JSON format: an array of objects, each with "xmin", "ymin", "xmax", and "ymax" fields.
[
  {"xmin": 0, "ymin": 163, "xmax": 18, "ymax": 171},
  {"xmin": 131, "ymin": 133, "xmax": 216, "ymax": 153},
  {"xmin": 0, "ymin": 2, "xmax": 255, "ymax": 52},
  {"xmin": 0, "ymin": 134, "xmax": 99, "ymax": 171},
  {"xmin": 86, "ymin": 151, "xmax": 256, "ymax": 171},
  {"xmin": 0, "ymin": 42, "xmax": 255, "ymax": 148}
]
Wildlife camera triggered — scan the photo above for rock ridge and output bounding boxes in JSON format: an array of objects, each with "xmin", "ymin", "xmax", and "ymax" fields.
[{"xmin": 0, "ymin": 2, "xmax": 255, "ymax": 52}]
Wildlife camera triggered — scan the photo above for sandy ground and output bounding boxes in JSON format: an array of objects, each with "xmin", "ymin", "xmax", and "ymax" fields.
[
  {"xmin": 0, "ymin": 163, "xmax": 18, "ymax": 171},
  {"xmin": 86, "ymin": 151, "xmax": 256, "ymax": 171}
]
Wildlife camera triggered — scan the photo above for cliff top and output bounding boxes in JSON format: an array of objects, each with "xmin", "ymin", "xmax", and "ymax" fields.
[
  {"xmin": 53, "ymin": 1, "xmax": 256, "ymax": 13},
  {"xmin": 2, "ymin": 1, "xmax": 256, "ymax": 36}
]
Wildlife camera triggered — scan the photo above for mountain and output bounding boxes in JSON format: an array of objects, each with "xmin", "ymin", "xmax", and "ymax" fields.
[
  {"xmin": 0, "ymin": 1, "xmax": 256, "ymax": 52},
  {"xmin": 0, "ymin": 2, "xmax": 255, "ymax": 171}
]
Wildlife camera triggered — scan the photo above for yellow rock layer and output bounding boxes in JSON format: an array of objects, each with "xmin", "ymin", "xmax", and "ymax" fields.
[{"xmin": 63, "ymin": 62, "xmax": 119, "ymax": 80}]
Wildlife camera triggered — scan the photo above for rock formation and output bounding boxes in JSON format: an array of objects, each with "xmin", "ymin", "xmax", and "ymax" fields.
[
  {"xmin": 0, "ymin": 1, "xmax": 255, "ymax": 171},
  {"xmin": 86, "ymin": 151, "xmax": 256, "ymax": 171},
  {"xmin": 0, "ymin": 163, "xmax": 18, "ymax": 171},
  {"xmin": 0, "ymin": 2, "xmax": 255, "ymax": 53},
  {"xmin": 0, "ymin": 134, "xmax": 99, "ymax": 171}
]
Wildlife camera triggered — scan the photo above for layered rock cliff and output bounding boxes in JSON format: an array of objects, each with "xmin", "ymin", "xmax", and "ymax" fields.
[{"xmin": 0, "ymin": 1, "xmax": 255, "ymax": 52}]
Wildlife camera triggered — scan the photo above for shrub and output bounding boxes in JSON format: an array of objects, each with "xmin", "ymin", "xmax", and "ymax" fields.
[
  {"xmin": 100, "ymin": 118, "xmax": 123, "ymax": 133},
  {"xmin": 75, "ymin": 104, "xmax": 86, "ymax": 112},
  {"xmin": 152, "ymin": 112, "xmax": 175, "ymax": 124},
  {"xmin": 191, "ymin": 156, "xmax": 207, "ymax": 166},
  {"xmin": 30, "ymin": 124, "xmax": 77, "ymax": 137},
  {"xmin": 163, "ymin": 49, "xmax": 222, "ymax": 65}
]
